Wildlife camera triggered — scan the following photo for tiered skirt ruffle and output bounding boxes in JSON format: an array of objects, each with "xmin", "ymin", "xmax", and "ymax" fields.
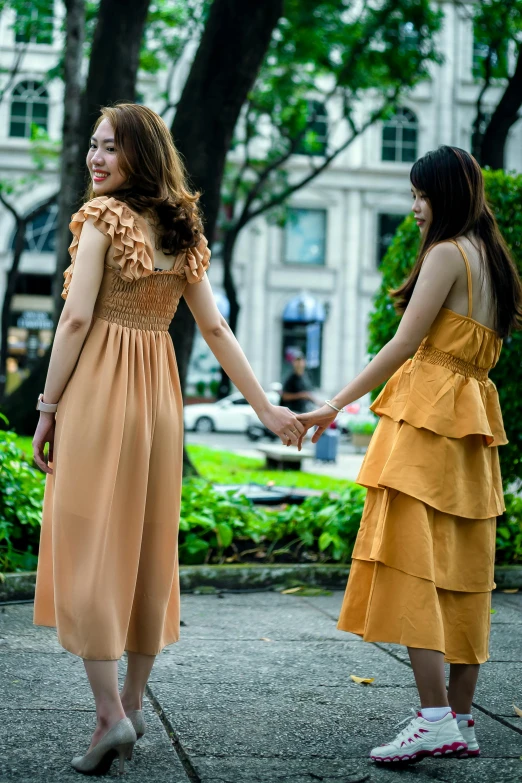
[{"xmin": 338, "ymin": 361, "xmax": 506, "ymax": 664}]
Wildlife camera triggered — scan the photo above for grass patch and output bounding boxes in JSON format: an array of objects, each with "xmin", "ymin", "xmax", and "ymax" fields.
[{"xmin": 187, "ymin": 444, "xmax": 350, "ymax": 493}]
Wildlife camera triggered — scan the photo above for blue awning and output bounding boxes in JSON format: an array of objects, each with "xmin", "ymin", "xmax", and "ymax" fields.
[{"xmin": 283, "ymin": 293, "xmax": 325, "ymax": 323}]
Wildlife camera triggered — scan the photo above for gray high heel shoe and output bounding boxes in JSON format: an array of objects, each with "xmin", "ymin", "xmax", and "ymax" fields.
[
  {"xmin": 125, "ymin": 710, "xmax": 146, "ymax": 759},
  {"xmin": 71, "ymin": 717, "xmax": 136, "ymax": 776}
]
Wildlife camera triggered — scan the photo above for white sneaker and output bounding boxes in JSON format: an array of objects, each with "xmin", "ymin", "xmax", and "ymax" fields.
[
  {"xmin": 370, "ymin": 711, "xmax": 467, "ymax": 764},
  {"xmin": 457, "ymin": 718, "xmax": 480, "ymax": 757}
]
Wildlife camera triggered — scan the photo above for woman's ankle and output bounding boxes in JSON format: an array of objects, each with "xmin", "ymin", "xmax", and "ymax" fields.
[{"xmin": 120, "ymin": 690, "xmax": 142, "ymax": 712}]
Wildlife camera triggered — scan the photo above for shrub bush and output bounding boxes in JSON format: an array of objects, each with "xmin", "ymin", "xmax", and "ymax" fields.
[
  {"xmin": 0, "ymin": 415, "xmax": 44, "ymax": 572},
  {"xmin": 368, "ymin": 169, "xmax": 522, "ymax": 487}
]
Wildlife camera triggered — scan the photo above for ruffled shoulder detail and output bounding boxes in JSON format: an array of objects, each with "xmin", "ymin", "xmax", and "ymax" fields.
[
  {"xmin": 171, "ymin": 235, "xmax": 211, "ymax": 284},
  {"xmin": 62, "ymin": 196, "xmax": 154, "ymax": 299}
]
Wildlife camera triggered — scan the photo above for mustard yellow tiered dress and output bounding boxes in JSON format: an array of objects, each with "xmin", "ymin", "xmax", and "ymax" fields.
[
  {"xmin": 338, "ymin": 241, "xmax": 507, "ymax": 664},
  {"xmin": 33, "ymin": 196, "xmax": 209, "ymax": 660}
]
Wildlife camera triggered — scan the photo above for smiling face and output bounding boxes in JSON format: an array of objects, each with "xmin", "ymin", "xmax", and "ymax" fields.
[
  {"xmin": 411, "ymin": 185, "xmax": 432, "ymax": 236},
  {"xmin": 86, "ymin": 118, "xmax": 128, "ymax": 195}
]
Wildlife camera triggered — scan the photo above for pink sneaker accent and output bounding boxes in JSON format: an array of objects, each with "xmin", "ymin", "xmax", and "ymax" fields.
[
  {"xmin": 370, "ymin": 712, "xmax": 468, "ymax": 764},
  {"xmin": 457, "ymin": 718, "xmax": 480, "ymax": 758}
]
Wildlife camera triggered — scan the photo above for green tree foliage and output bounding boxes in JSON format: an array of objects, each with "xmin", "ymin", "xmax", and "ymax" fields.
[
  {"xmin": 223, "ymin": 0, "xmax": 442, "ymax": 237},
  {"xmin": 367, "ymin": 169, "xmax": 522, "ymax": 488},
  {"xmin": 466, "ymin": 0, "xmax": 522, "ymax": 166}
]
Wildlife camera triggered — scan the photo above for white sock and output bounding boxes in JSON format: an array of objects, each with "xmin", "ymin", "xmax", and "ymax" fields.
[
  {"xmin": 420, "ymin": 707, "xmax": 452, "ymax": 722},
  {"xmin": 455, "ymin": 712, "xmax": 472, "ymax": 723}
]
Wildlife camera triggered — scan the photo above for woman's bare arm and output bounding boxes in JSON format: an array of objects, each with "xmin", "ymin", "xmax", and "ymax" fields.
[
  {"xmin": 297, "ymin": 242, "xmax": 462, "ymax": 443},
  {"xmin": 183, "ymin": 276, "xmax": 304, "ymax": 444},
  {"xmin": 33, "ymin": 218, "xmax": 108, "ymax": 472}
]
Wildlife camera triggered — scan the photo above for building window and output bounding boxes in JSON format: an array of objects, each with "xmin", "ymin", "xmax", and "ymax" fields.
[
  {"xmin": 10, "ymin": 81, "xmax": 49, "ymax": 138},
  {"xmin": 297, "ymin": 100, "xmax": 328, "ymax": 156},
  {"xmin": 11, "ymin": 204, "xmax": 58, "ymax": 252},
  {"xmin": 284, "ymin": 208, "xmax": 327, "ymax": 265},
  {"xmin": 382, "ymin": 108, "xmax": 418, "ymax": 163},
  {"xmin": 14, "ymin": 0, "xmax": 54, "ymax": 45},
  {"xmin": 472, "ymin": 29, "xmax": 508, "ymax": 81},
  {"xmin": 377, "ymin": 214, "xmax": 404, "ymax": 266}
]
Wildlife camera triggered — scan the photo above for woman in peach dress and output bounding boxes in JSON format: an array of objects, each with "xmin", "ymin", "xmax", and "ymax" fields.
[
  {"xmin": 298, "ymin": 147, "xmax": 522, "ymax": 765},
  {"xmin": 32, "ymin": 103, "xmax": 304, "ymax": 775}
]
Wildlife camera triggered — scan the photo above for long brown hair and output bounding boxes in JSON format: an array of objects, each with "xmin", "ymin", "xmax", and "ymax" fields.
[
  {"xmin": 86, "ymin": 103, "xmax": 203, "ymax": 254},
  {"xmin": 392, "ymin": 145, "xmax": 522, "ymax": 337}
]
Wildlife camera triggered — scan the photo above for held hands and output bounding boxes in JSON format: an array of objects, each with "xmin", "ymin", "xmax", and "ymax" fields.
[
  {"xmin": 32, "ymin": 412, "xmax": 55, "ymax": 475},
  {"xmin": 296, "ymin": 404, "xmax": 338, "ymax": 448},
  {"xmin": 257, "ymin": 404, "xmax": 305, "ymax": 446}
]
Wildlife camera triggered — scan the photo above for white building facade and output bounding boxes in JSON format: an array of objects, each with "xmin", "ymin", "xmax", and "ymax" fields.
[{"xmin": 1, "ymin": 0, "xmax": 521, "ymax": 395}]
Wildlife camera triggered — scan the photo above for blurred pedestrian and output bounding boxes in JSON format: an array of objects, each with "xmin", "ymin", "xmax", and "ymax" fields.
[
  {"xmin": 297, "ymin": 146, "xmax": 522, "ymax": 764},
  {"xmin": 280, "ymin": 351, "xmax": 319, "ymax": 413},
  {"xmin": 31, "ymin": 103, "xmax": 304, "ymax": 776}
]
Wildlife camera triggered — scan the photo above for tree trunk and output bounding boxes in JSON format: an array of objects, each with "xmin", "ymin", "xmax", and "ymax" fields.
[
  {"xmin": 0, "ymin": 195, "xmax": 57, "ymax": 411},
  {"xmin": 0, "ymin": 217, "xmax": 25, "ymax": 405},
  {"xmin": 4, "ymin": 0, "xmax": 150, "ymax": 432},
  {"xmin": 481, "ymin": 44, "xmax": 522, "ymax": 170},
  {"xmin": 54, "ymin": 0, "xmax": 152, "ymax": 301},
  {"xmin": 217, "ymin": 227, "xmax": 241, "ymax": 398},
  {"xmin": 169, "ymin": 0, "xmax": 284, "ymax": 397},
  {"xmin": 52, "ymin": 0, "xmax": 86, "ymax": 316}
]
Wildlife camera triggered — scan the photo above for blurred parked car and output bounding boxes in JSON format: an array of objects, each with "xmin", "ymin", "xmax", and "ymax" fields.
[{"xmin": 184, "ymin": 390, "xmax": 280, "ymax": 433}]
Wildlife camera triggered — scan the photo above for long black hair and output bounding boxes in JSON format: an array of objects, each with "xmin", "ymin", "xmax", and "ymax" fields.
[{"xmin": 392, "ymin": 145, "xmax": 522, "ymax": 337}]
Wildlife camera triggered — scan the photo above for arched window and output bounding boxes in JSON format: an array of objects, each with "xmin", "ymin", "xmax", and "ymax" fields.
[
  {"xmin": 382, "ymin": 108, "xmax": 418, "ymax": 163},
  {"xmin": 15, "ymin": 0, "xmax": 54, "ymax": 45},
  {"xmin": 10, "ymin": 81, "xmax": 49, "ymax": 138},
  {"xmin": 11, "ymin": 203, "xmax": 58, "ymax": 253}
]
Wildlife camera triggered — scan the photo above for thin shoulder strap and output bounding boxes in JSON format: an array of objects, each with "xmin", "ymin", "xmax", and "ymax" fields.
[{"xmin": 450, "ymin": 240, "xmax": 473, "ymax": 318}]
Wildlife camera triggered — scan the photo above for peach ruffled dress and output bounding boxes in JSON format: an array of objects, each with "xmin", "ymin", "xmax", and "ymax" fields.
[
  {"xmin": 33, "ymin": 196, "xmax": 209, "ymax": 660},
  {"xmin": 338, "ymin": 240, "xmax": 506, "ymax": 664}
]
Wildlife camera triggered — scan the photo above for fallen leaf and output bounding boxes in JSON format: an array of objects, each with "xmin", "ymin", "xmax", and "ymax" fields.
[
  {"xmin": 281, "ymin": 586, "xmax": 304, "ymax": 594},
  {"xmin": 502, "ymin": 588, "xmax": 519, "ymax": 594},
  {"xmin": 513, "ymin": 704, "xmax": 522, "ymax": 718},
  {"xmin": 350, "ymin": 674, "xmax": 375, "ymax": 685},
  {"xmin": 260, "ymin": 637, "xmax": 273, "ymax": 642}
]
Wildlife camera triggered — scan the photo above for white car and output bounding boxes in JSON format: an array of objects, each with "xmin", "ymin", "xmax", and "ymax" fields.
[{"xmin": 184, "ymin": 391, "xmax": 280, "ymax": 433}]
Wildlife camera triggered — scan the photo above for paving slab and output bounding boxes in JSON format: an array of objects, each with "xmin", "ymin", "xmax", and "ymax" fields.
[
  {"xmin": 0, "ymin": 701, "xmax": 186, "ymax": 783},
  {"xmin": 190, "ymin": 757, "xmax": 522, "ymax": 783},
  {"xmin": 179, "ymin": 591, "xmax": 359, "ymax": 641},
  {"xmin": 150, "ymin": 639, "xmax": 414, "ymax": 689},
  {"xmin": 0, "ymin": 591, "xmax": 521, "ymax": 782}
]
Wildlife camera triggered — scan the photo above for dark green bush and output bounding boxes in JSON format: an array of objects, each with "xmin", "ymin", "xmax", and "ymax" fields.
[
  {"xmin": 496, "ymin": 493, "xmax": 522, "ymax": 564},
  {"xmin": 0, "ymin": 415, "xmax": 44, "ymax": 572},
  {"xmin": 179, "ymin": 479, "xmax": 366, "ymax": 565},
  {"xmin": 368, "ymin": 169, "xmax": 522, "ymax": 487}
]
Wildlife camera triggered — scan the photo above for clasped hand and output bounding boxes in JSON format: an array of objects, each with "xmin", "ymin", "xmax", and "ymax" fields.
[
  {"xmin": 295, "ymin": 404, "xmax": 338, "ymax": 449},
  {"xmin": 257, "ymin": 404, "xmax": 306, "ymax": 447}
]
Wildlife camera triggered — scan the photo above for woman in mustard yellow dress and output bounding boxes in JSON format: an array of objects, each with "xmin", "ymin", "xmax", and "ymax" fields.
[
  {"xmin": 31, "ymin": 103, "xmax": 304, "ymax": 775},
  {"xmin": 298, "ymin": 146, "xmax": 522, "ymax": 765}
]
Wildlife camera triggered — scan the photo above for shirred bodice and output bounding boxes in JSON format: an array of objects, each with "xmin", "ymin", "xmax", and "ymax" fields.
[
  {"xmin": 94, "ymin": 266, "xmax": 188, "ymax": 331},
  {"xmin": 416, "ymin": 307, "xmax": 502, "ymax": 376}
]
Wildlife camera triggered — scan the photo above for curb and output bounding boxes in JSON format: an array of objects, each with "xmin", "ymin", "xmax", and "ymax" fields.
[{"xmin": 1, "ymin": 564, "xmax": 522, "ymax": 601}]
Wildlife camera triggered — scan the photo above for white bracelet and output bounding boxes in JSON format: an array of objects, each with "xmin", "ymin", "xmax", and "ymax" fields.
[{"xmin": 325, "ymin": 399, "xmax": 342, "ymax": 413}]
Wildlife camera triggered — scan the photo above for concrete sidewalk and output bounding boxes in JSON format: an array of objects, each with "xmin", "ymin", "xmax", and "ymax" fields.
[{"xmin": 1, "ymin": 591, "xmax": 522, "ymax": 783}]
